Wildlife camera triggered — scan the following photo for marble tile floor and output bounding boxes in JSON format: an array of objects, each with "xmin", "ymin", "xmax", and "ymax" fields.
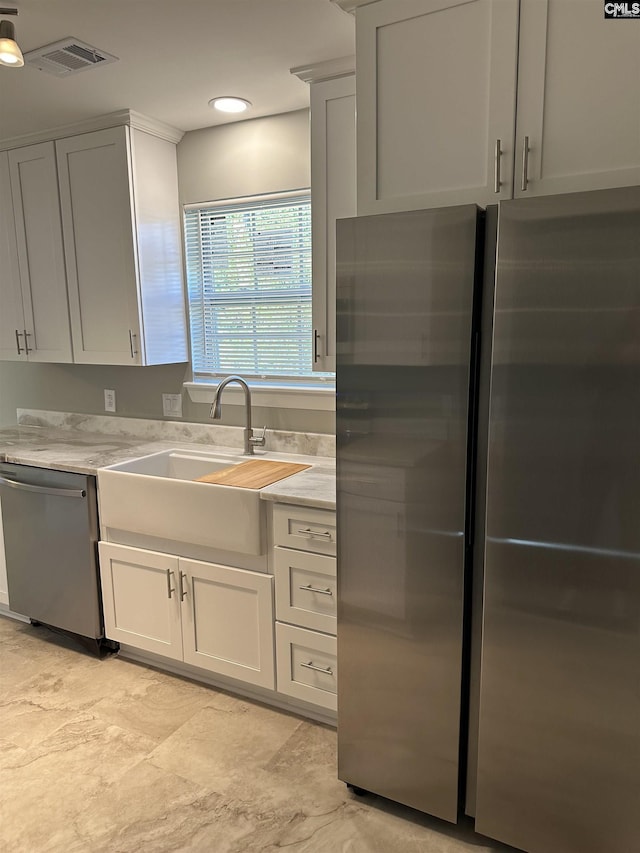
[{"xmin": 0, "ymin": 616, "xmax": 518, "ymax": 853}]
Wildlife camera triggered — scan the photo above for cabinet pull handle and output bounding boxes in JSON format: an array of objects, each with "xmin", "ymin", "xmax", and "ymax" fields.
[
  {"xmin": 301, "ymin": 661, "xmax": 334, "ymax": 676},
  {"xmin": 313, "ymin": 329, "xmax": 320, "ymax": 364},
  {"xmin": 23, "ymin": 330, "xmax": 32, "ymax": 354},
  {"xmin": 129, "ymin": 330, "xmax": 138, "ymax": 358},
  {"xmin": 166, "ymin": 569, "xmax": 175, "ymax": 599},
  {"xmin": 521, "ymin": 136, "xmax": 530, "ymax": 192},
  {"xmin": 494, "ymin": 138, "xmax": 502, "ymax": 193},
  {"xmin": 296, "ymin": 527, "xmax": 333, "ymax": 540},
  {"xmin": 299, "ymin": 584, "xmax": 333, "ymax": 596},
  {"xmin": 179, "ymin": 571, "xmax": 187, "ymax": 601},
  {"xmin": 15, "ymin": 329, "xmax": 24, "ymax": 355}
]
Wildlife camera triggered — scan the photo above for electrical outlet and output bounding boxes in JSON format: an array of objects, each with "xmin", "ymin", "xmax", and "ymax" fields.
[
  {"xmin": 104, "ymin": 389, "xmax": 116, "ymax": 412},
  {"xmin": 162, "ymin": 393, "xmax": 183, "ymax": 418}
]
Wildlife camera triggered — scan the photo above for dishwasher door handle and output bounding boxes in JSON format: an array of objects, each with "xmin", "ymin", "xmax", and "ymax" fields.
[{"xmin": 0, "ymin": 475, "xmax": 86, "ymax": 499}]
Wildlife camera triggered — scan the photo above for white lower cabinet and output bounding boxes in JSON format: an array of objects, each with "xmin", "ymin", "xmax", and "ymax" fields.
[
  {"xmin": 99, "ymin": 503, "xmax": 337, "ymax": 715},
  {"xmin": 273, "ymin": 504, "xmax": 338, "ymax": 713},
  {"xmin": 98, "ymin": 542, "xmax": 274, "ymax": 689},
  {"xmin": 276, "ymin": 623, "xmax": 337, "ymax": 712}
]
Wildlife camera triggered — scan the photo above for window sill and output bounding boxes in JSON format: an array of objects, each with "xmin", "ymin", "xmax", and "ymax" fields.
[{"xmin": 184, "ymin": 381, "xmax": 336, "ymax": 411}]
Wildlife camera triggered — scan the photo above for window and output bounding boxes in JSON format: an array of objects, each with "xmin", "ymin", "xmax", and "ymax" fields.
[{"xmin": 184, "ymin": 191, "xmax": 331, "ymax": 386}]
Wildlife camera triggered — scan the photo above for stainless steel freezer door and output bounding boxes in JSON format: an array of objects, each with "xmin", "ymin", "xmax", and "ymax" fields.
[
  {"xmin": 336, "ymin": 205, "xmax": 481, "ymax": 823},
  {"xmin": 476, "ymin": 186, "xmax": 640, "ymax": 853}
]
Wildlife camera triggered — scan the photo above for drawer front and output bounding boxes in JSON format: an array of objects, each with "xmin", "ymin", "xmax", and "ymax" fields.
[
  {"xmin": 274, "ymin": 547, "xmax": 336, "ymax": 634},
  {"xmin": 272, "ymin": 504, "xmax": 337, "ymax": 555},
  {"xmin": 276, "ymin": 622, "xmax": 337, "ymax": 712}
]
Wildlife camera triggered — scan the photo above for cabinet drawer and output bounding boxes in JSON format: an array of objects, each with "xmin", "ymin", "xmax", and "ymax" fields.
[
  {"xmin": 274, "ymin": 547, "xmax": 336, "ymax": 635},
  {"xmin": 276, "ymin": 623, "xmax": 337, "ymax": 712},
  {"xmin": 272, "ymin": 504, "xmax": 336, "ymax": 555}
]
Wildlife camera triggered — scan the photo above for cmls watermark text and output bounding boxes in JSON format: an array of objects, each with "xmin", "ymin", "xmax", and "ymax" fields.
[{"xmin": 604, "ymin": 2, "xmax": 640, "ymax": 17}]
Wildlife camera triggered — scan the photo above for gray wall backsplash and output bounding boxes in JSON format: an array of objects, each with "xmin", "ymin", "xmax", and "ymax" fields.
[
  {"xmin": 0, "ymin": 109, "xmax": 335, "ymax": 434},
  {"xmin": 0, "ymin": 362, "xmax": 334, "ymax": 433}
]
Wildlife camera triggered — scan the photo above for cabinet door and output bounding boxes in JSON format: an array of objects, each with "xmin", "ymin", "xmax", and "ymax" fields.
[
  {"xmin": 8, "ymin": 142, "xmax": 72, "ymax": 363},
  {"xmin": 356, "ymin": 0, "xmax": 519, "ymax": 214},
  {"xmin": 98, "ymin": 542, "xmax": 183, "ymax": 660},
  {"xmin": 128, "ymin": 129, "xmax": 188, "ymax": 366},
  {"xmin": 180, "ymin": 558, "xmax": 275, "ymax": 689},
  {"xmin": 56, "ymin": 127, "xmax": 142, "ymax": 365},
  {"xmin": 515, "ymin": 0, "xmax": 640, "ymax": 198},
  {"xmin": 0, "ymin": 151, "xmax": 25, "ymax": 362},
  {"xmin": 310, "ymin": 75, "xmax": 356, "ymax": 372}
]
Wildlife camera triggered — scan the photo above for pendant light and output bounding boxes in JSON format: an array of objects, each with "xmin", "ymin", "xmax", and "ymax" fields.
[{"xmin": 0, "ymin": 8, "xmax": 23, "ymax": 68}]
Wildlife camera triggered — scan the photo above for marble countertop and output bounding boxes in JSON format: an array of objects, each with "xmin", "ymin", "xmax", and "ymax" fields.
[{"xmin": 0, "ymin": 421, "xmax": 336, "ymax": 510}]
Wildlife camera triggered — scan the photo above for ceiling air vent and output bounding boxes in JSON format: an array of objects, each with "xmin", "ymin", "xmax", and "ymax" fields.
[{"xmin": 24, "ymin": 38, "xmax": 118, "ymax": 76}]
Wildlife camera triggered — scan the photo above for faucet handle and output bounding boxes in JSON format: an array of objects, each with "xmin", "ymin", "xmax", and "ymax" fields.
[{"xmin": 250, "ymin": 425, "xmax": 267, "ymax": 448}]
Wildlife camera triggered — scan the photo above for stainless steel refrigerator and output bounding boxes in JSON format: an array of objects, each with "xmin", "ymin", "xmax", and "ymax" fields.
[
  {"xmin": 336, "ymin": 186, "xmax": 640, "ymax": 853},
  {"xmin": 475, "ymin": 185, "xmax": 640, "ymax": 853},
  {"xmin": 335, "ymin": 204, "xmax": 488, "ymax": 822}
]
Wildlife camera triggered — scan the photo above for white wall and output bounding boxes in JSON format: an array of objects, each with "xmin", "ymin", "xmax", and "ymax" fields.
[
  {"xmin": 178, "ymin": 108, "xmax": 310, "ymax": 204},
  {"xmin": 0, "ymin": 109, "xmax": 334, "ymax": 434}
]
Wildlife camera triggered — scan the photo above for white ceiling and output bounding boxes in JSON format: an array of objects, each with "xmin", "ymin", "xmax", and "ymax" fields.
[{"xmin": 0, "ymin": 0, "xmax": 355, "ymax": 141}]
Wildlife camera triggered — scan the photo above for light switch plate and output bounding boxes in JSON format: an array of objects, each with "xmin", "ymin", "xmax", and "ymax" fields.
[
  {"xmin": 104, "ymin": 389, "xmax": 116, "ymax": 412},
  {"xmin": 162, "ymin": 393, "xmax": 183, "ymax": 418}
]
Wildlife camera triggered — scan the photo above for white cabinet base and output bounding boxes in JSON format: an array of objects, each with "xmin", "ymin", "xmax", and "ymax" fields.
[{"xmin": 116, "ymin": 642, "xmax": 337, "ymax": 726}]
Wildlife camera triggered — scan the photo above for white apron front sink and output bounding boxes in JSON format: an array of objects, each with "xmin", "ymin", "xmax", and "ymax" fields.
[{"xmin": 98, "ymin": 449, "xmax": 265, "ymax": 554}]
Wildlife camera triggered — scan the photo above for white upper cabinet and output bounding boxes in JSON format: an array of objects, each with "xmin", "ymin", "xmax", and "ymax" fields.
[
  {"xmin": 514, "ymin": 0, "xmax": 640, "ymax": 198},
  {"xmin": 310, "ymin": 72, "xmax": 357, "ymax": 372},
  {"xmin": 292, "ymin": 58, "xmax": 357, "ymax": 373},
  {"xmin": 1, "ymin": 112, "xmax": 188, "ymax": 367},
  {"xmin": 56, "ymin": 124, "xmax": 188, "ymax": 365},
  {"xmin": 356, "ymin": 0, "xmax": 519, "ymax": 214},
  {"xmin": 3, "ymin": 143, "xmax": 72, "ymax": 363},
  {"xmin": 0, "ymin": 151, "xmax": 25, "ymax": 362},
  {"xmin": 355, "ymin": 0, "xmax": 640, "ymax": 213}
]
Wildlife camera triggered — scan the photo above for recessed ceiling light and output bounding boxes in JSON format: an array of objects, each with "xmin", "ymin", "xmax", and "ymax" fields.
[{"xmin": 209, "ymin": 97, "xmax": 251, "ymax": 114}]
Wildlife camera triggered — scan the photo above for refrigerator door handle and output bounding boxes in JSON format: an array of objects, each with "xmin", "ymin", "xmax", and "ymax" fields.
[{"xmin": 494, "ymin": 138, "xmax": 502, "ymax": 193}]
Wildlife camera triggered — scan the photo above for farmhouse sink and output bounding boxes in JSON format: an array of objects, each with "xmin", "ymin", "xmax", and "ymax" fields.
[{"xmin": 98, "ymin": 449, "xmax": 265, "ymax": 554}]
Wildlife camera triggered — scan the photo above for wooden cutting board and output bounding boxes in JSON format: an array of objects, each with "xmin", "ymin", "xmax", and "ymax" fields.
[{"xmin": 195, "ymin": 459, "xmax": 311, "ymax": 489}]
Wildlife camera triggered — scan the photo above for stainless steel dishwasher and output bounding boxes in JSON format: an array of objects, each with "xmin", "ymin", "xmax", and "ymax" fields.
[{"xmin": 0, "ymin": 461, "xmax": 106, "ymax": 649}]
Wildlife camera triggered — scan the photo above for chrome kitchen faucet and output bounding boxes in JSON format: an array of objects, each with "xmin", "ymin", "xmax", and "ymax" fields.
[{"xmin": 209, "ymin": 375, "xmax": 266, "ymax": 456}]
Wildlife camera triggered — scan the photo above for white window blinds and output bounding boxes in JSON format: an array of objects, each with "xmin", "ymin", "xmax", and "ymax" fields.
[{"xmin": 184, "ymin": 192, "xmax": 314, "ymax": 380}]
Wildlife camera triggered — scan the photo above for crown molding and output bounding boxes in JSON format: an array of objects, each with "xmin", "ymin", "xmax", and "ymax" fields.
[
  {"xmin": 0, "ymin": 109, "xmax": 184, "ymax": 151},
  {"xmin": 290, "ymin": 55, "xmax": 355, "ymax": 84},
  {"xmin": 330, "ymin": 0, "xmax": 379, "ymax": 13}
]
